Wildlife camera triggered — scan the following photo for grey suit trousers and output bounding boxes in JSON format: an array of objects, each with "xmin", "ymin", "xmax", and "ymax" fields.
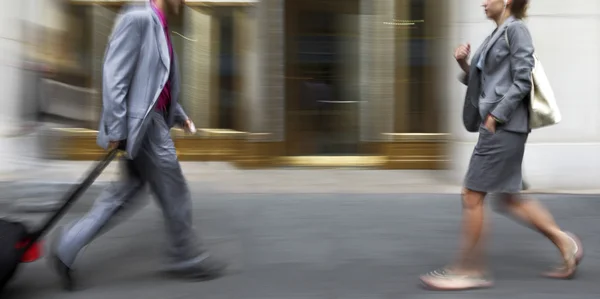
[{"xmin": 55, "ymin": 111, "xmax": 204, "ymax": 269}]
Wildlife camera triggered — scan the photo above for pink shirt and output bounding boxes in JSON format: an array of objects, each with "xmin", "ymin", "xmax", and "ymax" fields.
[{"xmin": 151, "ymin": 0, "xmax": 173, "ymax": 111}]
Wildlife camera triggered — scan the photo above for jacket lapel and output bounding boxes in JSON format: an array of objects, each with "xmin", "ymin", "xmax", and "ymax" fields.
[
  {"xmin": 171, "ymin": 51, "xmax": 180, "ymax": 101},
  {"xmin": 479, "ymin": 15, "xmax": 517, "ymax": 66},
  {"xmin": 148, "ymin": 3, "xmax": 170, "ymax": 71},
  {"xmin": 467, "ymin": 48, "xmax": 484, "ymax": 106}
]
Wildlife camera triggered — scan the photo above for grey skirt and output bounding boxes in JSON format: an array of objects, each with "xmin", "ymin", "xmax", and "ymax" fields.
[{"xmin": 464, "ymin": 126, "xmax": 528, "ymax": 194}]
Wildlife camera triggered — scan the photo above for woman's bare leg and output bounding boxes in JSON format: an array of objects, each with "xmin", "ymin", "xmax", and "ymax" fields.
[
  {"xmin": 493, "ymin": 194, "xmax": 583, "ymax": 277},
  {"xmin": 453, "ymin": 188, "xmax": 487, "ymax": 274},
  {"xmin": 494, "ymin": 195, "xmax": 568, "ymax": 255},
  {"xmin": 420, "ymin": 188, "xmax": 493, "ymax": 290}
]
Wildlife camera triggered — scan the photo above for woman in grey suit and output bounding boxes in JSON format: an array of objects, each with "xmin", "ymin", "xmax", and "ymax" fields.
[{"xmin": 420, "ymin": 0, "xmax": 583, "ymax": 290}]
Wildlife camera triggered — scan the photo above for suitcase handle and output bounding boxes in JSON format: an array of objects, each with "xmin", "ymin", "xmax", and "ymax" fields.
[{"xmin": 21, "ymin": 148, "xmax": 121, "ymax": 253}]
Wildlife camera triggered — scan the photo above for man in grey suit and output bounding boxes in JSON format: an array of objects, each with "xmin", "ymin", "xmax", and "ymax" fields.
[{"xmin": 49, "ymin": 0, "xmax": 226, "ymax": 290}]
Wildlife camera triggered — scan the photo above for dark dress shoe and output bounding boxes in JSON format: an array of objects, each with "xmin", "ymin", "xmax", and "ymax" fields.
[
  {"xmin": 50, "ymin": 254, "xmax": 75, "ymax": 291},
  {"xmin": 47, "ymin": 227, "xmax": 75, "ymax": 291},
  {"xmin": 165, "ymin": 254, "xmax": 227, "ymax": 280}
]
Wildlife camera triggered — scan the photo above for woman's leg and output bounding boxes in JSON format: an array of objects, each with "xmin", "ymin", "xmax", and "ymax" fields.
[
  {"xmin": 455, "ymin": 188, "xmax": 488, "ymax": 274},
  {"xmin": 420, "ymin": 188, "xmax": 492, "ymax": 290},
  {"xmin": 493, "ymin": 194, "xmax": 583, "ymax": 278}
]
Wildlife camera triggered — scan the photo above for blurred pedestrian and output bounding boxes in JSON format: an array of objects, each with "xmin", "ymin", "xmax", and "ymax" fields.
[
  {"xmin": 420, "ymin": 0, "xmax": 583, "ymax": 290},
  {"xmin": 48, "ymin": 0, "xmax": 226, "ymax": 290}
]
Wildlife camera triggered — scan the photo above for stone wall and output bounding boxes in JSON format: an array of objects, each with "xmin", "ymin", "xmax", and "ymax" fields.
[
  {"xmin": 181, "ymin": 6, "xmax": 213, "ymax": 128},
  {"xmin": 254, "ymin": 0, "xmax": 285, "ymax": 140},
  {"xmin": 235, "ymin": 6, "xmax": 259, "ymax": 132},
  {"xmin": 359, "ymin": 0, "xmax": 395, "ymax": 142},
  {"xmin": 446, "ymin": 0, "xmax": 600, "ymax": 189},
  {"xmin": 90, "ymin": 5, "xmax": 117, "ymax": 129}
]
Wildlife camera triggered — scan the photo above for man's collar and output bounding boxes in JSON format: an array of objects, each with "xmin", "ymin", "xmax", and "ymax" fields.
[{"xmin": 150, "ymin": 0, "xmax": 168, "ymax": 27}]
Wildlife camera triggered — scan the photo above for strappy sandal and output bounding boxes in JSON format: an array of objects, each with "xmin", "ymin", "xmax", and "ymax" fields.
[
  {"xmin": 420, "ymin": 267, "xmax": 494, "ymax": 291},
  {"xmin": 543, "ymin": 232, "xmax": 583, "ymax": 279}
]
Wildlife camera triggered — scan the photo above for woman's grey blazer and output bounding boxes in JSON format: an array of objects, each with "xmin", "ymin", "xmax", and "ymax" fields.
[{"xmin": 461, "ymin": 16, "xmax": 534, "ymax": 134}]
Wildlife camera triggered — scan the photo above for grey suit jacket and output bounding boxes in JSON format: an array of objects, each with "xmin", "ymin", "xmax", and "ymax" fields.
[
  {"xmin": 97, "ymin": 3, "xmax": 188, "ymax": 158},
  {"xmin": 461, "ymin": 16, "xmax": 534, "ymax": 134}
]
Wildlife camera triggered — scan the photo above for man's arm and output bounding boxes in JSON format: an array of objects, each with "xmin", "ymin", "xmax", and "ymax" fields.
[
  {"xmin": 173, "ymin": 103, "xmax": 189, "ymax": 126},
  {"xmin": 102, "ymin": 12, "xmax": 142, "ymax": 142},
  {"xmin": 490, "ymin": 23, "xmax": 534, "ymax": 123}
]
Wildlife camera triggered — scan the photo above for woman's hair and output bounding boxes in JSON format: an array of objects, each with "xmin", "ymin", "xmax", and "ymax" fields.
[{"xmin": 511, "ymin": 0, "xmax": 529, "ymax": 19}]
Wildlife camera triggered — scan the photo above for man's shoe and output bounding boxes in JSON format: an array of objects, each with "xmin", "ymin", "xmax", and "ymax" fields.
[
  {"xmin": 47, "ymin": 228, "xmax": 75, "ymax": 291},
  {"xmin": 165, "ymin": 253, "xmax": 227, "ymax": 280},
  {"xmin": 50, "ymin": 255, "xmax": 75, "ymax": 291}
]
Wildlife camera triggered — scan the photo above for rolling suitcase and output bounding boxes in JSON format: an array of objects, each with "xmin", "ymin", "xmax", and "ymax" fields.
[{"xmin": 0, "ymin": 148, "xmax": 120, "ymax": 293}]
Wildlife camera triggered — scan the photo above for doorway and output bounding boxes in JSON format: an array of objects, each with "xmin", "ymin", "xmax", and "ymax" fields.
[{"xmin": 284, "ymin": 0, "xmax": 360, "ymax": 156}]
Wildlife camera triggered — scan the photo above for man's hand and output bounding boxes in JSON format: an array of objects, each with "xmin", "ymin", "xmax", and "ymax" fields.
[
  {"xmin": 109, "ymin": 140, "xmax": 124, "ymax": 150},
  {"xmin": 485, "ymin": 115, "xmax": 497, "ymax": 134},
  {"xmin": 183, "ymin": 119, "xmax": 197, "ymax": 134}
]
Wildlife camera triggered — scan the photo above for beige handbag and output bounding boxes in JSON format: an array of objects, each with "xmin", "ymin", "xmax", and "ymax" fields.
[{"xmin": 504, "ymin": 31, "xmax": 561, "ymax": 129}]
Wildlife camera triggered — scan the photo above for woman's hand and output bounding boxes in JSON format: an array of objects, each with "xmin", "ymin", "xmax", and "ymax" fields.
[
  {"xmin": 454, "ymin": 43, "xmax": 471, "ymax": 62},
  {"xmin": 454, "ymin": 43, "xmax": 471, "ymax": 74},
  {"xmin": 485, "ymin": 115, "xmax": 497, "ymax": 133}
]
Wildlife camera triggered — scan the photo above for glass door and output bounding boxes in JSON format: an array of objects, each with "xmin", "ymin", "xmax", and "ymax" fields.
[{"xmin": 285, "ymin": 0, "xmax": 360, "ymax": 156}]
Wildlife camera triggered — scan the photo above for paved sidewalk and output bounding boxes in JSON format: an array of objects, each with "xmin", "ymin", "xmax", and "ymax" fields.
[
  {"xmin": 3, "ymin": 130, "xmax": 599, "ymax": 194},
  {"xmin": 0, "ymin": 160, "xmax": 463, "ymax": 194},
  {"xmin": 2, "ymin": 160, "xmax": 600, "ymax": 195},
  {"xmin": 2, "ymin": 192, "xmax": 600, "ymax": 299}
]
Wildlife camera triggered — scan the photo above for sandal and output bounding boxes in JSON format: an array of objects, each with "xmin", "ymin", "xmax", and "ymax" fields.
[
  {"xmin": 543, "ymin": 232, "xmax": 583, "ymax": 279},
  {"xmin": 420, "ymin": 267, "xmax": 494, "ymax": 291}
]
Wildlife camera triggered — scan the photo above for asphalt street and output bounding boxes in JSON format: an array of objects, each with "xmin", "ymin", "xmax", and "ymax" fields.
[{"xmin": 1, "ymin": 187, "xmax": 599, "ymax": 299}]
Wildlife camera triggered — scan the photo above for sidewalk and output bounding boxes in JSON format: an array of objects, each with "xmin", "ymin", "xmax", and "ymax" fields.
[
  {"xmin": 1, "ymin": 159, "xmax": 599, "ymax": 195},
  {"xmin": 2, "ymin": 129, "xmax": 599, "ymax": 195},
  {"xmin": 2, "ymin": 159, "xmax": 600, "ymax": 195},
  {"xmin": 0, "ymin": 159, "xmax": 461, "ymax": 194}
]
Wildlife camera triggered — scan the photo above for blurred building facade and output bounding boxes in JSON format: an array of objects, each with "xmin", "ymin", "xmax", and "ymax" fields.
[
  {"xmin": 45, "ymin": 0, "xmax": 451, "ymax": 170},
  {"xmin": 3, "ymin": 0, "xmax": 598, "ymax": 189},
  {"xmin": 0, "ymin": 0, "xmax": 72, "ymax": 174}
]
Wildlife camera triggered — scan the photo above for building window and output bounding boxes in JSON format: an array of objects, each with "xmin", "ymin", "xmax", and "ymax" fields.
[
  {"xmin": 217, "ymin": 8, "xmax": 236, "ymax": 130},
  {"xmin": 395, "ymin": 0, "xmax": 445, "ymax": 133}
]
